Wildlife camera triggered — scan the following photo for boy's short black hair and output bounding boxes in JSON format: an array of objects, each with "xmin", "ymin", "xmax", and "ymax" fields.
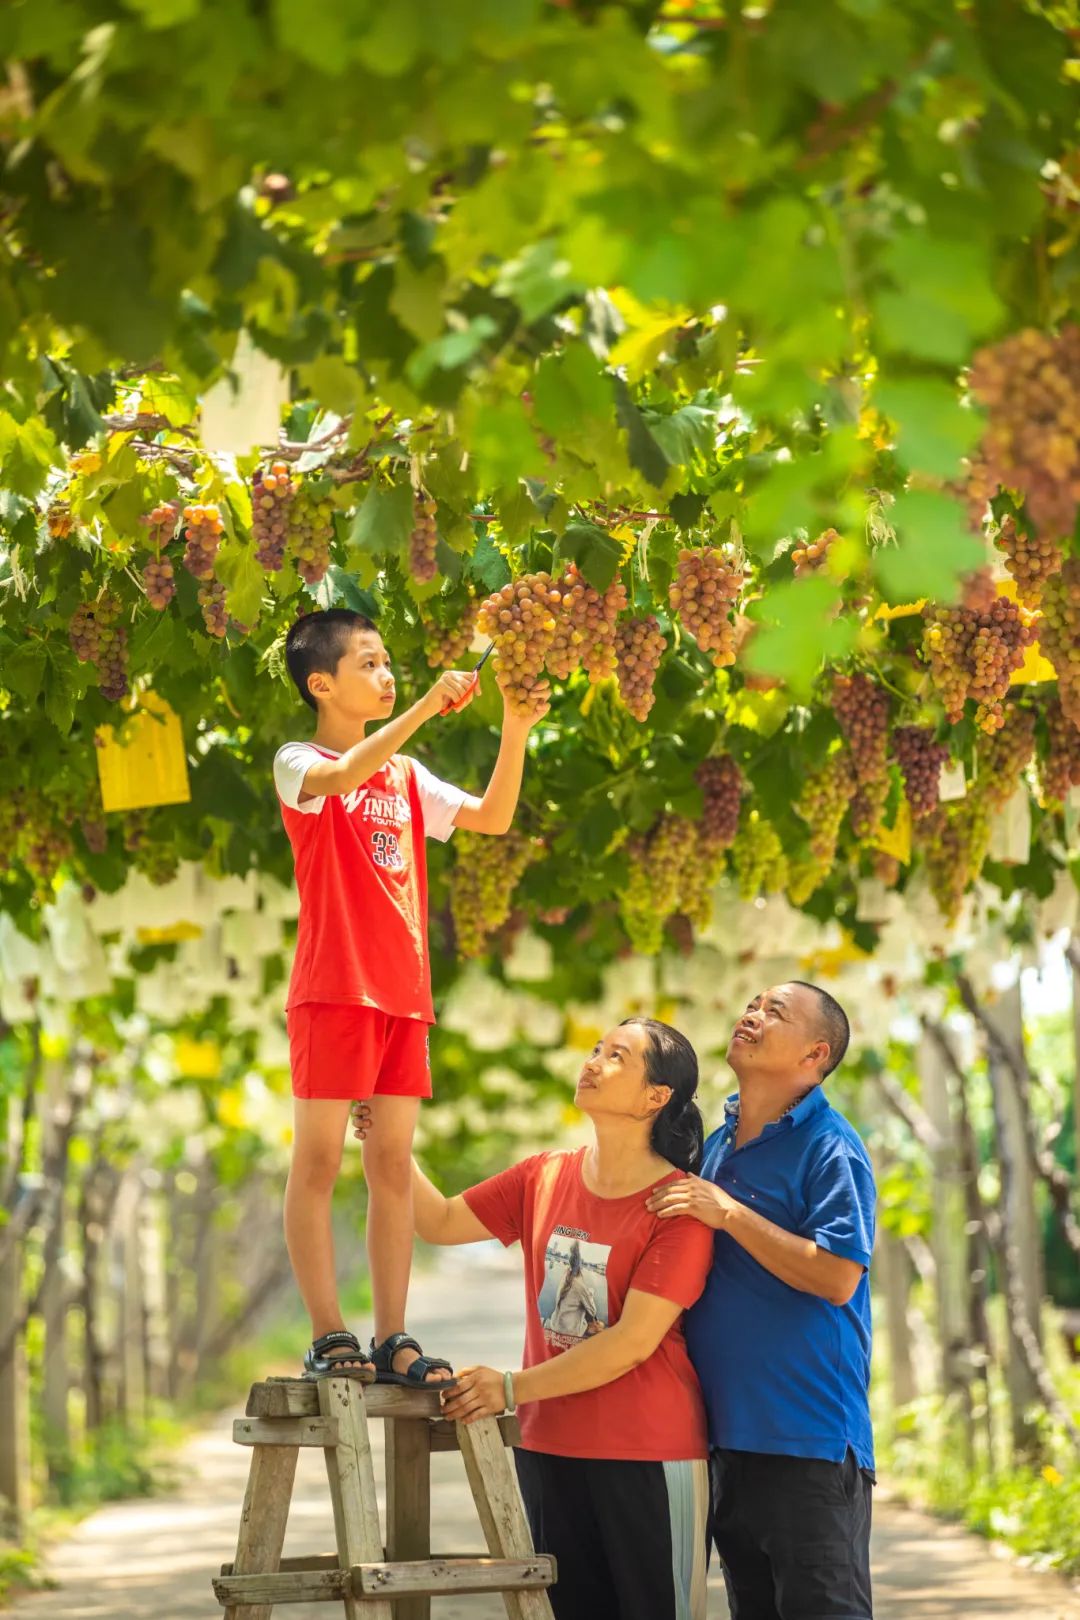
[{"xmin": 285, "ymin": 609, "xmax": 378, "ymax": 711}]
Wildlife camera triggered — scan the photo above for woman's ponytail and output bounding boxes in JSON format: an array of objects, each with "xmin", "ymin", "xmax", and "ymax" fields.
[{"xmin": 620, "ymin": 1016, "xmax": 704, "ymax": 1174}]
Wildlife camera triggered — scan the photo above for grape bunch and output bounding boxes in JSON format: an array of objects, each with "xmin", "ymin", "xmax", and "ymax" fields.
[
  {"xmin": 976, "ymin": 703, "xmax": 1036, "ymax": 812},
  {"xmin": 69, "ymin": 596, "xmax": 129, "ymax": 701},
  {"xmin": 621, "ymin": 815, "xmax": 702, "ymax": 954},
  {"xmin": 792, "ymin": 527, "xmax": 839, "ymax": 576},
  {"xmin": 696, "ymin": 755, "xmax": 743, "ymax": 849},
  {"xmin": 795, "ymin": 749, "xmax": 855, "ymax": 861},
  {"xmin": 425, "ymin": 596, "xmax": 479, "ymax": 670},
  {"xmin": 831, "ymin": 673, "xmax": 889, "ymax": 783},
  {"xmin": 22, "ymin": 820, "xmax": 74, "ymax": 893},
  {"xmin": 994, "ymin": 514, "xmax": 1062, "ymax": 608},
  {"xmin": 892, "ymin": 726, "xmax": 949, "ymax": 819},
  {"xmin": 288, "ymin": 483, "xmax": 335, "ymax": 584},
  {"xmin": 547, "ymin": 566, "xmax": 628, "ymax": 683},
  {"xmin": 182, "ymin": 503, "xmax": 225, "ymax": 580},
  {"xmin": 47, "ymin": 503, "xmax": 73, "ymax": 539},
  {"xmin": 198, "ymin": 580, "xmax": 229, "ymax": 638},
  {"xmin": 409, "ymin": 495, "xmax": 439, "ymax": 583},
  {"xmin": 1037, "ymin": 559, "xmax": 1080, "ymax": 727},
  {"xmin": 80, "ymin": 817, "xmax": 108, "ymax": 855},
  {"xmin": 787, "ymin": 854, "xmax": 831, "ymax": 906},
  {"xmin": 450, "ymin": 829, "xmax": 538, "ymax": 958},
  {"xmin": 850, "ymin": 776, "xmax": 891, "ymax": 843},
  {"xmin": 921, "ymin": 595, "xmax": 1036, "ymax": 733},
  {"xmin": 123, "ymin": 812, "xmax": 180, "ymax": 886},
  {"xmin": 668, "ymin": 548, "xmax": 744, "ymax": 666},
  {"xmin": 252, "ymin": 462, "xmax": 296, "ymax": 572},
  {"xmin": 1040, "ymin": 697, "xmax": 1080, "ymax": 804},
  {"xmin": 615, "ymin": 615, "xmax": 666, "ymax": 720},
  {"xmin": 731, "ymin": 811, "xmax": 788, "ymax": 900},
  {"xmin": 143, "ymin": 556, "xmax": 175, "ymax": 609},
  {"xmin": 968, "ymin": 326, "xmax": 1080, "ymax": 543},
  {"xmin": 478, "ymin": 572, "xmax": 562, "ymax": 718},
  {"xmin": 918, "ymin": 799, "xmax": 992, "ymax": 924}
]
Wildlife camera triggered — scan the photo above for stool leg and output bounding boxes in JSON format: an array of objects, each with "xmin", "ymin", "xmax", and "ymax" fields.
[
  {"xmin": 386, "ymin": 1418, "xmax": 432, "ymax": 1620},
  {"xmin": 457, "ymin": 1419, "xmax": 555, "ymax": 1620},
  {"xmin": 223, "ymin": 1443, "xmax": 299, "ymax": 1620},
  {"xmin": 317, "ymin": 1377, "xmax": 393, "ymax": 1620}
]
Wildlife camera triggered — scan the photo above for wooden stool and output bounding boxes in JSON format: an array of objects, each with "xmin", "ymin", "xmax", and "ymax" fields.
[{"xmin": 213, "ymin": 1376, "xmax": 556, "ymax": 1619}]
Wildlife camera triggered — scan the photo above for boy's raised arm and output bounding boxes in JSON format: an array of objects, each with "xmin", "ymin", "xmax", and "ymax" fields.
[
  {"xmin": 453, "ymin": 689, "xmax": 550, "ymax": 835},
  {"xmin": 299, "ymin": 670, "xmax": 475, "ymax": 801}
]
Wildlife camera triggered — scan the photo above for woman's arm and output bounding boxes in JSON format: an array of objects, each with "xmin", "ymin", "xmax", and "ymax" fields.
[
  {"xmin": 439, "ymin": 1289, "xmax": 682, "ymax": 1423},
  {"xmin": 412, "ymin": 1159, "xmax": 494, "ymax": 1245}
]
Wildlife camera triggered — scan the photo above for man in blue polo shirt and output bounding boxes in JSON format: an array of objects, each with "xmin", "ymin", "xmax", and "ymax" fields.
[{"xmin": 647, "ymin": 980, "xmax": 875, "ymax": 1620}]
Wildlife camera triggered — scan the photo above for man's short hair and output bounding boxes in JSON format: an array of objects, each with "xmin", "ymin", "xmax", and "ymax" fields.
[
  {"xmin": 790, "ymin": 981, "xmax": 850, "ymax": 1078},
  {"xmin": 285, "ymin": 609, "xmax": 377, "ymax": 711}
]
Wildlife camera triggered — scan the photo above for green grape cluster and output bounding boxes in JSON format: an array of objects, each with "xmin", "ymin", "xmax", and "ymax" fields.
[
  {"xmin": 123, "ymin": 813, "xmax": 180, "ymax": 886},
  {"xmin": 620, "ymin": 815, "xmax": 702, "ymax": 954},
  {"xmin": 409, "ymin": 494, "xmax": 439, "ymax": 584},
  {"xmin": 921, "ymin": 596, "xmax": 1035, "ymax": 732},
  {"xmin": 288, "ymin": 482, "xmax": 335, "ymax": 585},
  {"xmin": 425, "ymin": 595, "xmax": 479, "ymax": 670},
  {"xmin": 450, "ymin": 829, "xmax": 538, "ymax": 958},
  {"xmin": 1040, "ymin": 697, "xmax": 1080, "ymax": 804},
  {"xmin": 787, "ymin": 853, "xmax": 832, "ymax": 906},
  {"xmin": 1037, "ymin": 558, "xmax": 1080, "ymax": 727},
  {"xmin": 668, "ymin": 548, "xmax": 743, "ymax": 667},
  {"xmin": 918, "ymin": 799, "xmax": 992, "ymax": 924},
  {"xmin": 731, "ymin": 811, "xmax": 788, "ymax": 900},
  {"xmin": 968, "ymin": 326, "xmax": 1080, "ymax": 543},
  {"xmin": 69, "ymin": 595, "xmax": 129, "ymax": 701},
  {"xmin": 976, "ymin": 703, "xmax": 1036, "ymax": 812},
  {"xmin": 22, "ymin": 819, "xmax": 73, "ymax": 894},
  {"xmin": 994, "ymin": 514, "xmax": 1062, "ymax": 608},
  {"xmin": 478, "ymin": 572, "xmax": 561, "ymax": 718},
  {"xmin": 795, "ymin": 749, "xmax": 855, "ymax": 862},
  {"xmin": 615, "ymin": 615, "xmax": 666, "ymax": 720},
  {"xmin": 892, "ymin": 726, "xmax": 949, "ymax": 819}
]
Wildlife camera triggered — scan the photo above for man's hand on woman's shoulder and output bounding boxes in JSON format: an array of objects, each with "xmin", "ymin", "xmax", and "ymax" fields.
[{"xmin": 646, "ymin": 1175, "xmax": 738, "ymax": 1229}]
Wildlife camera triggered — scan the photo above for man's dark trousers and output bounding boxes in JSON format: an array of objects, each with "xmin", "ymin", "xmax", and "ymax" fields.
[{"xmin": 710, "ymin": 1448, "xmax": 873, "ymax": 1620}]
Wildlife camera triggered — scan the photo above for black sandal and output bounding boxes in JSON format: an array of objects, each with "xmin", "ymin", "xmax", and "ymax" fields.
[
  {"xmin": 303, "ymin": 1329, "xmax": 375, "ymax": 1381},
  {"xmin": 370, "ymin": 1331, "xmax": 456, "ymax": 1388}
]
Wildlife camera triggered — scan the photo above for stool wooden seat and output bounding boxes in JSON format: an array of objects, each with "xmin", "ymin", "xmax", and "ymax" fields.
[{"xmin": 212, "ymin": 1376, "xmax": 555, "ymax": 1619}]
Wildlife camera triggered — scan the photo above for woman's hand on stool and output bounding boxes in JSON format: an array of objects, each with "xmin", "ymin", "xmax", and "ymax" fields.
[{"xmin": 440, "ymin": 1365, "xmax": 513, "ymax": 1423}]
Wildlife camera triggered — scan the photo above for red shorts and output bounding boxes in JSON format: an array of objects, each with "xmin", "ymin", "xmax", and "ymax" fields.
[{"xmin": 287, "ymin": 1004, "xmax": 432, "ymax": 1101}]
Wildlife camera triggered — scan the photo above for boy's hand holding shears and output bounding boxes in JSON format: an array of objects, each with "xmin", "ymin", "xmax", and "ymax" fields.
[{"xmin": 438, "ymin": 641, "xmax": 494, "ymax": 715}]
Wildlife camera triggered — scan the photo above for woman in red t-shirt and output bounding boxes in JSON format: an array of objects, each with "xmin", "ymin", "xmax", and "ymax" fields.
[{"xmin": 360, "ymin": 1017, "xmax": 713, "ymax": 1620}]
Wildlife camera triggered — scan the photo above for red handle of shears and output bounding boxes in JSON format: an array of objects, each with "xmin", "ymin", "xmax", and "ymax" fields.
[{"xmin": 440, "ymin": 670, "xmax": 479, "ymax": 716}]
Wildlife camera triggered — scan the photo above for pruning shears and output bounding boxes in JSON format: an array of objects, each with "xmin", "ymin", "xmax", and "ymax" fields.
[{"xmin": 441, "ymin": 640, "xmax": 495, "ymax": 715}]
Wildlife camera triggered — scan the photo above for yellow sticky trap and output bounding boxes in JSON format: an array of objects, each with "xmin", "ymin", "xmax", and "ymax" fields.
[
  {"xmin": 874, "ymin": 798, "xmax": 912, "ymax": 865},
  {"xmin": 96, "ymin": 692, "xmax": 191, "ymax": 813},
  {"xmin": 136, "ymin": 922, "xmax": 203, "ymax": 945},
  {"xmin": 174, "ymin": 1036, "xmax": 221, "ymax": 1079},
  {"xmin": 799, "ymin": 938, "xmax": 870, "ymax": 978},
  {"xmin": 873, "ymin": 599, "xmax": 927, "ymax": 621}
]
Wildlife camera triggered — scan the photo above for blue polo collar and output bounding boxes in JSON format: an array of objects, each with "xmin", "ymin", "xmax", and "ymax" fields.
[{"xmin": 720, "ymin": 1082, "xmax": 827, "ymax": 1143}]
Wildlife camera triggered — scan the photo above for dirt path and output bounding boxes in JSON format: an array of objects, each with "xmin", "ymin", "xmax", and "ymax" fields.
[{"xmin": 10, "ymin": 1252, "xmax": 1080, "ymax": 1619}]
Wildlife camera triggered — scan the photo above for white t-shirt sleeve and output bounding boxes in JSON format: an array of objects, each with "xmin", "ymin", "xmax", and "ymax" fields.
[
  {"xmin": 273, "ymin": 742, "xmax": 329, "ymax": 816},
  {"xmin": 406, "ymin": 757, "xmax": 468, "ymax": 842}
]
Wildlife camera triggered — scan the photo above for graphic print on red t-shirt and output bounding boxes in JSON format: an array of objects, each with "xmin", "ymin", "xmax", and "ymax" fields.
[
  {"xmin": 539, "ymin": 1231, "xmax": 610, "ymax": 1350},
  {"xmin": 277, "ymin": 752, "xmax": 439, "ymax": 1022}
]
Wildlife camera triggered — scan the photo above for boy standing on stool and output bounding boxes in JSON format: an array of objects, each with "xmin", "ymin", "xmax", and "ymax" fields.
[{"xmin": 273, "ymin": 608, "xmax": 548, "ymax": 1386}]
